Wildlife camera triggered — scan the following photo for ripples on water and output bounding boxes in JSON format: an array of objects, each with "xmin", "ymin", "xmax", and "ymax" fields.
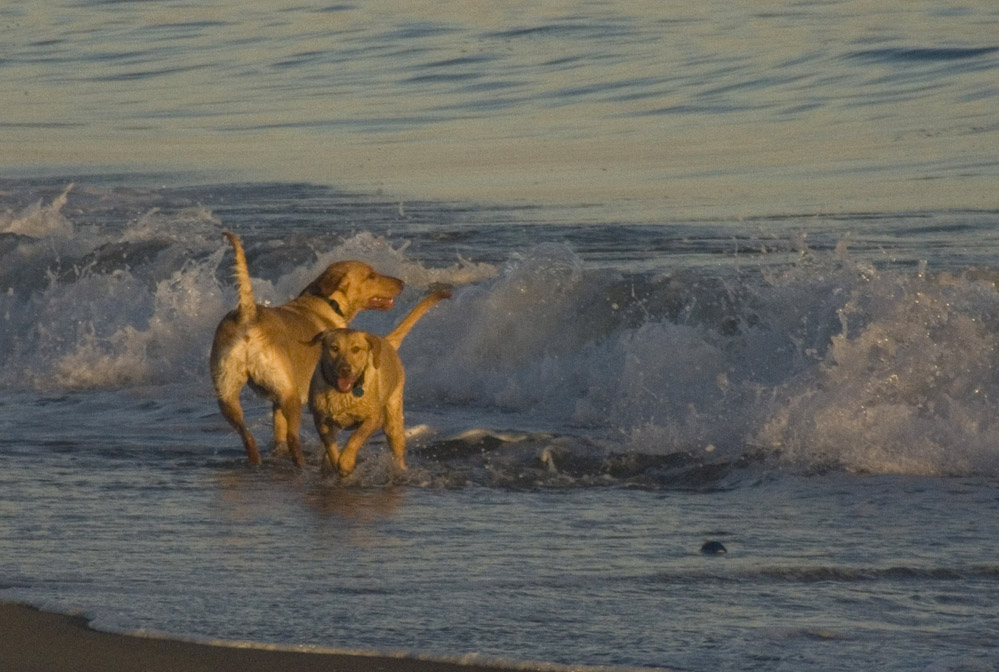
[
  {"xmin": 3, "ymin": 1, "xmax": 998, "ymax": 215},
  {"xmin": 2, "ymin": 179, "xmax": 999, "ymax": 671},
  {"xmin": 2, "ymin": 2, "xmax": 999, "ymax": 671}
]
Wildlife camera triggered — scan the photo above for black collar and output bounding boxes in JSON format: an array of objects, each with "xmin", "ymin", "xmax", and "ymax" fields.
[{"xmin": 325, "ymin": 298, "xmax": 344, "ymax": 318}]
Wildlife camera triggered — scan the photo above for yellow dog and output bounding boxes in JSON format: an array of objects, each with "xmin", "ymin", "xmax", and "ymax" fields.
[
  {"xmin": 308, "ymin": 288, "xmax": 451, "ymax": 475},
  {"xmin": 210, "ymin": 232, "xmax": 403, "ymax": 466}
]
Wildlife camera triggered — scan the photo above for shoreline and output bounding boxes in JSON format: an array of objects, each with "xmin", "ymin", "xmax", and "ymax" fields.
[{"xmin": 0, "ymin": 602, "xmax": 532, "ymax": 672}]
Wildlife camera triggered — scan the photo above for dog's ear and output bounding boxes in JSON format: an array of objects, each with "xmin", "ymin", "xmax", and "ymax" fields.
[
  {"xmin": 300, "ymin": 263, "xmax": 348, "ymax": 299},
  {"xmin": 365, "ymin": 333, "xmax": 383, "ymax": 369},
  {"xmin": 304, "ymin": 329, "xmax": 333, "ymax": 347}
]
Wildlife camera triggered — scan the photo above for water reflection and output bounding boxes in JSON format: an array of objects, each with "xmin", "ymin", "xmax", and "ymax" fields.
[{"xmin": 304, "ymin": 484, "xmax": 406, "ymax": 523}]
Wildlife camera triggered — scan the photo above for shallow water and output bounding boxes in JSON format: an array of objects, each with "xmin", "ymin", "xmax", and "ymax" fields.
[
  {"xmin": 4, "ymin": 438, "xmax": 998, "ymax": 671},
  {"xmin": 2, "ymin": 181, "xmax": 999, "ymax": 672},
  {"xmin": 3, "ymin": 2, "xmax": 999, "ymax": 670}
]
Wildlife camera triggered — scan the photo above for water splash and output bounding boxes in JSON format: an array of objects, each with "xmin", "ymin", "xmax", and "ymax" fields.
[
  {"xmin": 3, "ymin": 185, "xmax": 999, "ymax": 477},
  {"xmin": 0, "ymin": 184, "xmax": 74, "ymax": 238}
]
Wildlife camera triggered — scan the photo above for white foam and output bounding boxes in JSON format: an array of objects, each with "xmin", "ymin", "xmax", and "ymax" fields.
[
  {"xmin": 404, "ymin": 242, "xmax": 999, "ymax": 476},
  {"xmin": 4, "ymin": 188, "xmax": 999, "ymax": 476},
  {"xmin": 754, "ymin": 266, "xmax": 999, "ymax": 476},
  {"xmin": 0, "ymin": 184, "xmax": 74, "ymax": 238}
]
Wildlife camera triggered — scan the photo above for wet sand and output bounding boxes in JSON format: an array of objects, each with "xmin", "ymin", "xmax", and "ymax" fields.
[{"xmin": 0, "ymin": 602, "xmax": 520, "ymax": 672}]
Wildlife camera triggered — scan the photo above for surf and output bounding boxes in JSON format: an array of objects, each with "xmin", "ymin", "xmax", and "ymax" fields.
[{"xmin": 3, "ymin": 182, "xmax": 999, "ymax": 479}]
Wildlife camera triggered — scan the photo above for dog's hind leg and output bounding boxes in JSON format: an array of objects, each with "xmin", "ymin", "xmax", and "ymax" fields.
[
  {"xmin": 275, "ymin": 398, "xmax": 306, "ymax": 467},
  {"xmin": 218, "ymin": 396, "xmax": 261, "ymax": 465},
  {"xmin": 212, "ymin": 355, "xmax": 262, "ymax": 465},
  {"xmin": 271, "ymin": 406, "xmax": 289, "ymax": 455}
]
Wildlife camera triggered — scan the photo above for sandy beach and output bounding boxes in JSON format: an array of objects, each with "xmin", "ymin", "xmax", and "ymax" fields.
[{"xmin": 0, "ymin": 602, "xmax": 521, "ymax": 672}]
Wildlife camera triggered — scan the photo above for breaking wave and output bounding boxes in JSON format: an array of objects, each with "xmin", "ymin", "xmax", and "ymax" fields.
[{"xmin": 3, "ymin": 183, "xmax": 999, "ymax": 479}]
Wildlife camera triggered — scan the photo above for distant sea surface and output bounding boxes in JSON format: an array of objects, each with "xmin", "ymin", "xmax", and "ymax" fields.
[
  {"xmin": 3, "ymin": 0, "xmax": 998, "ymax": 217},
  {"xmin": 2, "ymin": 2, "xmax": 999, "ymax": 671}
]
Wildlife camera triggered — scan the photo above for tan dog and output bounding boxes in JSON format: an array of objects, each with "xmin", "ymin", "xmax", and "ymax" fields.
[
  {"xmin": 309, "ymin": 288, "xmax": 451, "ymax": 476},
  {"xmin": 210, "ymin": 232, "xmax": 403, "ymax": 467}
]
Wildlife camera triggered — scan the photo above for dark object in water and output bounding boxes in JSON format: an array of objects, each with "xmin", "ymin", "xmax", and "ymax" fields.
[{"xmin": 701, "ymin": 541, "xmax": 727, "ymax": 555}]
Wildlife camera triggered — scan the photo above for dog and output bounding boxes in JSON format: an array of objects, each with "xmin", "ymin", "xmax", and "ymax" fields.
[
  {"xmin": 308, "ymin": 288, "xmax": 452, "ymax": 476},
  {"xmin": 210, "ymin": 231, "xmax": 403, "ymax": 467}
]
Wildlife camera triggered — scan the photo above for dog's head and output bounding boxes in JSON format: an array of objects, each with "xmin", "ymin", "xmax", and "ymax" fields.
[
  {"xmin": 301, "ymin": 261, "xmax": 403, "ymax": 320},
  {"xmin": 312, "ymin": 328, "xmax": 383, "ymax": 394}
]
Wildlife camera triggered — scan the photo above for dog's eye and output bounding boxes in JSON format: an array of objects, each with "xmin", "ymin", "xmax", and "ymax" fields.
[
  {"xmin": 351, "ymin": 346, "xmax": 361, "ymax": 354},
  {"xmin": 330, "ymin": 345, "xmax": 339, "ymax": 353}
]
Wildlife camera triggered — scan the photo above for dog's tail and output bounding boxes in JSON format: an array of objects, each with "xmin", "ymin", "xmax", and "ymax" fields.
[
  {"xmin": 385, "ymin": 287, "xmax": 452, "ymax": 349},
  {"xmin": 224, "ymin": 231, "xmax": 257, "ymax": 324}
]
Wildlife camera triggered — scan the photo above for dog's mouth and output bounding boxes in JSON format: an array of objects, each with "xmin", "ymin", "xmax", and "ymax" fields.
[
  {"xmin": 367, "ymin": 277, "xmax": 403, "ymax": 311},
  {"xmin": 335, "ymin": 374, "xmax": 358, "ymax": 393},
  {"xmin": 367, "ymin": 295, "xmax": 396, "ymax": 311},
  {"xmin": 322, "ymin": 360, "xmax": 360, "ymax": 394}
]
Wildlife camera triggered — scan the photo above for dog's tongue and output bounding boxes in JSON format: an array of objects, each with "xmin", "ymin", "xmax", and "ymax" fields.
[{"xmin": 336, "ymin": 376, "xmax": 355, "ymax": 393}]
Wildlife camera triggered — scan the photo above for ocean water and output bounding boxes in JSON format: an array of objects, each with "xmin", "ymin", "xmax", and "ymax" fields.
[{"xmin": 3, "ymin": 2, "xmax": 999, "ymax": 672}]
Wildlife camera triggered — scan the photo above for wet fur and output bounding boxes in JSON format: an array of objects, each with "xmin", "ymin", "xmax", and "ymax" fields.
[
  {"xmin": 308, "ymin": 289, "xmax": 451, "ymax": 476},
  {"xmin": 210, "ymin": 232, "xmax": 403, "ymax": 466}
]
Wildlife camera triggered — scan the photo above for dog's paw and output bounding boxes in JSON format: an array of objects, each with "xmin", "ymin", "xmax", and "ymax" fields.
[
  {"xmin": 337, "ymin": 455, "xmax": 357, "ymax": 477},
  {"xmin": 427, "ymin": 283, "xmax": 454, "ymax": 300}
]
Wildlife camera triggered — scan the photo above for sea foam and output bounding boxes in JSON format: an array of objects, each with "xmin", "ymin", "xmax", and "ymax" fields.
[{"xmin": 3, "ymin": 186, "xmax": 999, "ymax": 477}]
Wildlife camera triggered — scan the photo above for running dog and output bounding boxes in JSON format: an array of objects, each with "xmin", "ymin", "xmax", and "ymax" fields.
[
  {"xmin": 308, "ymin": 288, "xmax": 452, "ymax": 476},
  {"xmin": 210, "ymin": 232, "xmax": 403, "ymax": 467}
]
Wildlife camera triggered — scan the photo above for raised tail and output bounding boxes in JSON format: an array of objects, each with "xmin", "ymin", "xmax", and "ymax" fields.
[
  {"xmin": 224, "ymin": 231, "xmax": 257, "ymax": 325},
  {"xmin": 385, "ymin": 287, "xmax": 452, "ymax": 349}
]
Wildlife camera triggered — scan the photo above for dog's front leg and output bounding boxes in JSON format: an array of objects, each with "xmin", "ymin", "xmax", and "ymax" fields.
[
  {"xmin": 384, "ymin": 396, "xmax": 407, "ymax": 471},
  {"xmin": 313, "ymin": 415, "xmax": 341, "ymax": 472},
  {"xmin": 337, "ymin": 418, "xmax": 380, "ymax": 476}
]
